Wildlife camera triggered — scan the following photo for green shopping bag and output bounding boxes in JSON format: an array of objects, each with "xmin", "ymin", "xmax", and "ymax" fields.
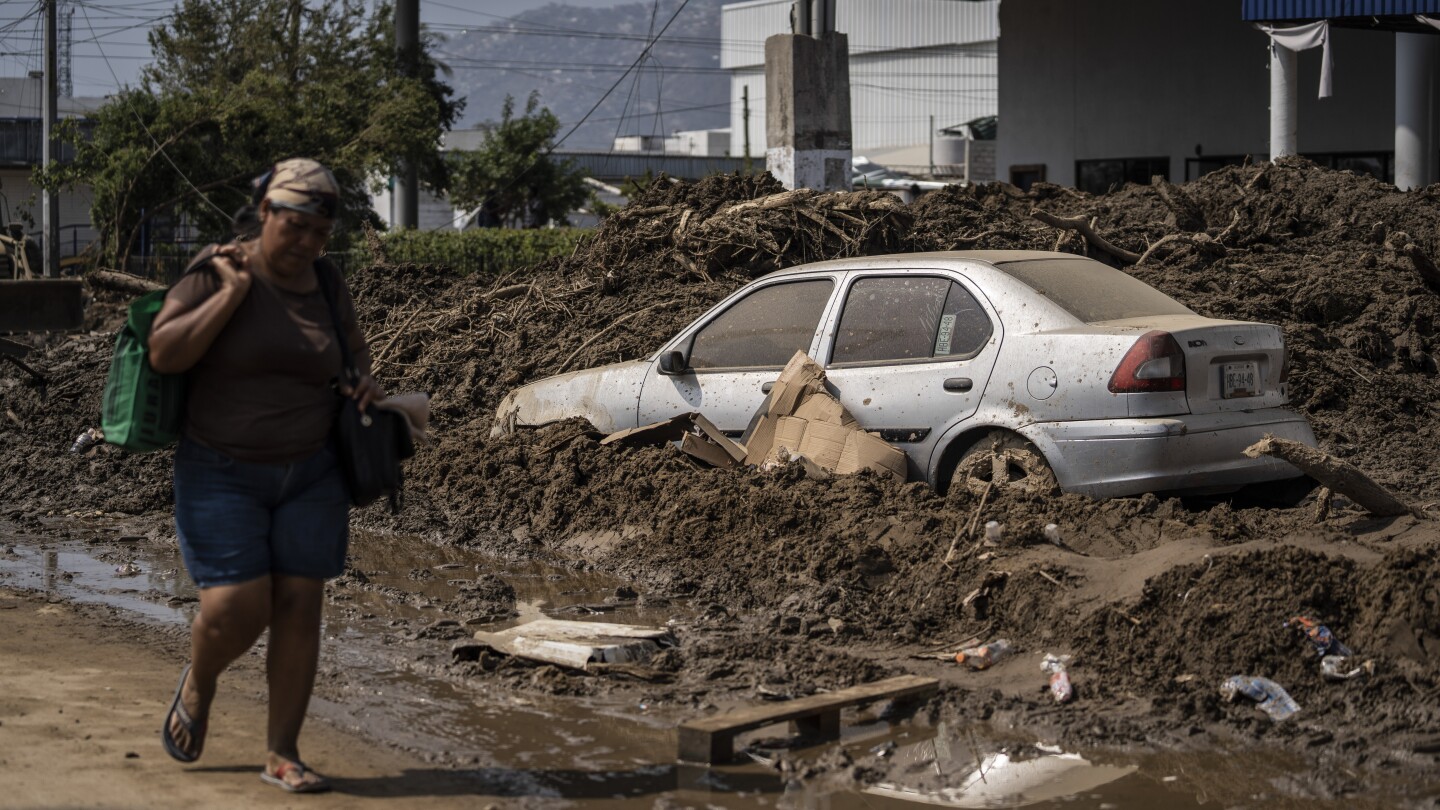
[{"xmin": 101, "ymin": 289, "xmax": 185, "ymax": 452}]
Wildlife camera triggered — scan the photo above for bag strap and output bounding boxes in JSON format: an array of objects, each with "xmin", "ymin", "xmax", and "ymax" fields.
[
  {"xmin": 311, "ymin": 260, "xmax": 357, "ymax": 385},
  {"xmin": 313, "ymin": 262, "xmax": 403, "ymax": 514}
]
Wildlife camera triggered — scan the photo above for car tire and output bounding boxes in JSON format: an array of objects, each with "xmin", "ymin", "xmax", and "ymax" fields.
[{"xmin": 952, "ymin": 431, "xmax": 1057, "ymax": 497}]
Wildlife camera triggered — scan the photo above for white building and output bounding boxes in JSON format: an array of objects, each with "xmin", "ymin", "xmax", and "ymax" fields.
[
  {"xmin": 721, "ymin": 0, "xmax": 999, "ymax": 177},
  {"xmin": 613, "ymin": 128, "xmax": 732, "ymax": 156},
  {"xmin": 998, "ymin": 0, "xmax": 1433, "ymax": 192},
  {"xmin": 0, "ymin": 75, "xmax": 105, "ymax": 259}
]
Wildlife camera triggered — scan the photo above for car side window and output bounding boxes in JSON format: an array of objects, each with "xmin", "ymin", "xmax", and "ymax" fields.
[
  {"xmin": 688, "ymin": 279, "xmax": 834, "ymax": 369},
  {"xmin": 935, "ymin": 281, "xmax": 993, "ymax": 358},
  {"xmin": 832, "ymin": 276, "xmax": 992, "ymax": 364}
]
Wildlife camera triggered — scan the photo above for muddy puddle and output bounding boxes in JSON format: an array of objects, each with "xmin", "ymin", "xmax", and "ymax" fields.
[{"xmin": 2, "ymin": 520, "xmax": 1412, "ymax": 808}]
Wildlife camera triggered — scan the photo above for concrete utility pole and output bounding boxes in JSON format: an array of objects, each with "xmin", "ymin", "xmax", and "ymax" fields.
[
  {"xmin": 42, "ymin": 0, "xmax": 59, "ymax": 277},
  {"xmin": 766, "ymin": 0, "xmax": 850, "ymax": 191},
  {"xmin": 1395, "ymin": 32, "xmax": 1438, "ymax": 191},
  {"xmin": 394, "ymin": 0, "xmax": 419, "ymax": 228},
  {"xmin": 1268, "ymin": 42, "xmax": 1298, "ymax": 160}
]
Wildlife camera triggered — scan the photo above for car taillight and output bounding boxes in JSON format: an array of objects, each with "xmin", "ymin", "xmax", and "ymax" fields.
[{"xmin": 1108, "ymin": 330, "xmax": 1186, "ymax": 393}]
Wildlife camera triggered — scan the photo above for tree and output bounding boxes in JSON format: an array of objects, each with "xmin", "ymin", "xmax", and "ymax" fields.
[
  {"xmin": 447, "ymin": 93, "xmax": 590, "ymax": 229},
  {"xmin": 41, "ymin": 0, "xmax": 462, "ymax": 266}
]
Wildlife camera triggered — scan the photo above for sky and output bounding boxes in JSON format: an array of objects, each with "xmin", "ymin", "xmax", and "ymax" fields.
[{"xmin": 0, "ymin": 0, "xmax": 639, "ymax": 101}]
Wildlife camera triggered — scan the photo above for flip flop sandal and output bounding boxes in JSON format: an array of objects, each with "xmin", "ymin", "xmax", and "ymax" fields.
[
  {"xmin": 160, "ymin": 664, "xmax": 207, "ymax": 763},
  {"xmin": 261, "ymin": 760, "xmax": 331, "ymax": 794}
]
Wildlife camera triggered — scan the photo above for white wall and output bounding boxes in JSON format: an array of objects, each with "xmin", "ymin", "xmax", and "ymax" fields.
[
  {"xmin": 0, "ymin": 169, "xmax": 96, "ymax": 257},
  {"xmin": 998, "ymin": 0, "xmax": 1398, "ymax": 188},
  {"xmin": 723, "ymin": 0, "xmax": 999, "ymax": 156}
]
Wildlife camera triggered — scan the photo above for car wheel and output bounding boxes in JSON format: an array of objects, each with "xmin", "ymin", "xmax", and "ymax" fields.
[{"xmin": 952, "ymin": 431, "xmax": 1057, "ymax": 496}]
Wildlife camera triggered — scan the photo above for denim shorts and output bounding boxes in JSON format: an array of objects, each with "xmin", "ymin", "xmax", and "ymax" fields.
[{"xmin": 173, "ymin": 437, "xmax": 350, "ymax": 588}]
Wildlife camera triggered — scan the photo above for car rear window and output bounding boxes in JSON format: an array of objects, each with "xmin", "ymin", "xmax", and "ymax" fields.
[{"xmin": 995, "ymin": 258, "xmax": 1194, "ymax": 323}]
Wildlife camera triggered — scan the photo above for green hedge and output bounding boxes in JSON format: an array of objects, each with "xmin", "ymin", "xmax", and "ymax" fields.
[{"xmin": 359, "ymin": 227, "xmax": 591, "ymax": 277}]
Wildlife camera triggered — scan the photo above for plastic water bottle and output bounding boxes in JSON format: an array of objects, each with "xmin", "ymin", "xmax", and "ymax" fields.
[
  {"xmin": 983, "ymin": 521, "xmax": 1003, "ymax": 546},
  {"xmin": 1041, "ymin": 654, "xmax": 1072, "ymax": 703},
  {"xmin": 1042, "ymin": 523, "xmax": 1063, "ymax": 546},
  {"xmin": 1220, "ymin": 675, "xmax": 1300, "ymax": 721},
  {"xmin": 1321, "ymin": 655, "xmax": 1373, "ymax": 681},
  {"xmin": 955, "ymin": 638, "xmax": 1012, "ymax": 670},
  {"xmin": 1284, "ymin": 616, "xmax": 1352, "ymax": 658},
  {"xmin": 70, "ymin": 427, "xmax": 103, "ymax": 454}
]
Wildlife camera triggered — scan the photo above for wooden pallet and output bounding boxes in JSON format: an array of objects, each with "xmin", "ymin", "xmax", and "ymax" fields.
[{"xmin": 677, "ymin": 674, "xmax": 939, "ymax": 764}]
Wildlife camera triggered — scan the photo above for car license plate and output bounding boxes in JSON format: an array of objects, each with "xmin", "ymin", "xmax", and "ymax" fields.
[{"xmin": 1222, "ymin": 362, "xmax": 1258, "ymax": 398}]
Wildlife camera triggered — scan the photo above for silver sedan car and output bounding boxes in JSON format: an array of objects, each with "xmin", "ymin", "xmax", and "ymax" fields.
[{"xmin": 492, "ymin": 250, "xmax": 1316, "ymax": 498}]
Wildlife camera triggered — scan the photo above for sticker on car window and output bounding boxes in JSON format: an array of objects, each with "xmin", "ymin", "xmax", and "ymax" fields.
[{"xmin": 935, "ymin": 313, "xmax": 956, "ymax": 355}]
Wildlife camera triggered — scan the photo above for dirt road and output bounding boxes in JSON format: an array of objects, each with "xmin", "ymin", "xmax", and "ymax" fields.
[{"xmin": 0, "ymin": 588, "xmax": 491, "ymax": 809}]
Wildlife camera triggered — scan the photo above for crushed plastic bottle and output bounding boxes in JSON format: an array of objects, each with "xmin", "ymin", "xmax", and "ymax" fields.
[
  {"xmin": 1042, "ymin": 523, "xmax": 1063, "ymax": 546},
  {"xmin": 983, "ymin": 521, "xmax": 1004, "ymax": 546},
  {"xmin": 955, "ymin": 638, "xmax": 1012, "ymax": 670},
  {"xmin": 1321, "ymin": 655, "xmax": 1374, "ymax": 681},
  {"xmin": 1284, "ymin": 616, "xmax": 1353, "ymax": 658},
  {"xmin": 1220, "ymin": 675, "xmax": 1301, "ymax": 721},
  {"xmin": 1041, "ymin": 653, "xmax": 1072, "ymax": 703},
  {"xmin": 69, "ymin": 427, "xmax": 104, "ymax": 454}
]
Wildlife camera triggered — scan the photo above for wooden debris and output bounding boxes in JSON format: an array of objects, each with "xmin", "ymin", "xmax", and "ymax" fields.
[
  {"xmin": 677, "ymin": 675, "xmax": 938, "ymax": 764},
  {"xmin": 1111, "ymin": 606, "xmax": 1142, "ymax": 626},
  {"xmin": 556, "ymin": 303, "xmax": 660, "ymax": 373},
  {"xmin": 1151, "ymin": 176, "xmax": 1206, "ymax": 232},
  {"xmin": 87, "ymin": 269, "xmax": 164, "ymax": 295},
  {"xmin": 1403, "ymin": 244, "xmax": 1440, "ymax": 293},
  {"xmin": 483, "ymin": 283, "xmax": 533, "ymax": 302},
  {"xmin": 1313, "ymin": 486, "xmax": 1333, "ymax": 523},
  {"xmin": 1243, "ymin": 435, "xmax": 1419, "ymax": 518},
  {"xmin": 1029, "ymin": 209, "xmax": 1142, "ymax": 264}
]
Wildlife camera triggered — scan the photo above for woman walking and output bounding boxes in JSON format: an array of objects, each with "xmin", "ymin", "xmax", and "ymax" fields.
[{"xmin": 148, "ymin": 158, "xmax": 380, "ymax": 793}]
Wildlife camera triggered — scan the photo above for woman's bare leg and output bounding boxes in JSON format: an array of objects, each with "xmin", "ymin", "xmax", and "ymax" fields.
[
  {"xmin": 169, "ymin": 575, "xmax": 273, "ymax": 756},
  {"xmin": 263, "ymin": 574, "xmax": 327, "ymax": 788}
]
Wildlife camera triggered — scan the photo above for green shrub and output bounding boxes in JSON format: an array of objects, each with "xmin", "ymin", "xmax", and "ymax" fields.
[{"xmin": 357, "ymin": 227, "xmax": 591, "ymax": 277}]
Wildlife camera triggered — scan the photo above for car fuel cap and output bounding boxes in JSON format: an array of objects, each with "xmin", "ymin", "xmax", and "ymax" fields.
[{"xmin": 1028, "ymin": 367, "xmax": 1058, "ymax": 401}]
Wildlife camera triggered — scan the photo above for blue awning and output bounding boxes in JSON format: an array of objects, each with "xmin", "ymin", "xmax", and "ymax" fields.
[{"xmin": 1243, "ymin": 0, "xmax": 1440, "ymax": 23}]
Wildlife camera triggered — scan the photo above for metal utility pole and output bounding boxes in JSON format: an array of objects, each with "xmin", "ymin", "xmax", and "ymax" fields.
[
  {"xmin": 928, "ymin": 114, "xmax": 935, "ymax": 176},
  {"xmin": 742, "ymin": 85, "xmax": 752, "ymax": 173},
  {"xmin": 394, "ymin": 0, "xmax": 419, "ymax": 228},
  {"xmin": 42, "ymin": 0, "xmax": 59, "ymax": 277}
]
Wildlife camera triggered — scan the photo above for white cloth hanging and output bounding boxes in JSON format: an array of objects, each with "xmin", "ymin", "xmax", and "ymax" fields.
[
  {"xmin": 1256, "ymin": 21, "xmax": 1333, "ymax": 99},
  {"xmin": 1416, "ymin": 15, "xmax": 1440, "ymax": 32}
]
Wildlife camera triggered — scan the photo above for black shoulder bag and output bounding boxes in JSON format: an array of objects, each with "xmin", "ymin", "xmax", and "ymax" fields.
[{"xmin": 313, "ymin": 263, "xmax": 414, "ymax": 512}]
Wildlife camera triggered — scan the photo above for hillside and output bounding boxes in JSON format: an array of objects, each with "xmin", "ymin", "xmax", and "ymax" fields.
[{"xmin": 438, "ymin": 0, "xmax": 733, "ymax": 150}]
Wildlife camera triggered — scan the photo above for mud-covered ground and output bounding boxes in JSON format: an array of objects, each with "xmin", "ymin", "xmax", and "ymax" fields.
[{"xmin": 3, "ymin": 158, "xmax": 1439, "ymax": 806}]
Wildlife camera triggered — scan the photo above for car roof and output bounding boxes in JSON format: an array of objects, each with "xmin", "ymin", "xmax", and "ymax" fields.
[{"xmin": 759, "ymin": 250, "xmax": 1092, "ymax": 279}]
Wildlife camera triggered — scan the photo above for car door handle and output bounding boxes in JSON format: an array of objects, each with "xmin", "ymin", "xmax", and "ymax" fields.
[
  {"xmin": 943, "ymin": 377, "xmax": 973, "ymax": 392},
  {"xmin": 761, "ymin": 381, "xmax": 775, "ymax": 394}
]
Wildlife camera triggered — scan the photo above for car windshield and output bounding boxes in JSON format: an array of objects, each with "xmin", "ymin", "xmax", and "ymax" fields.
[{"xmin": 994, "ymin": 258, "xmax": 1194, "ymax": 323}]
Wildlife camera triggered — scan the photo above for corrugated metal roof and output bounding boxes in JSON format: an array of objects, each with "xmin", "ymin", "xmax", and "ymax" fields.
[{"xmin": 1242, "ymin": 0, "xmax": 1440, "ymax": 21}]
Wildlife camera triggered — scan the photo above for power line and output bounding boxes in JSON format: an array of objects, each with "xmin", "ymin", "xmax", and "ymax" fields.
[
  {"xmin": 443, "ymin": 0, "xmax": 695, "ymax": 230},
  {"xmin": 75, "ymin": 3, "xmax": 231, "ymax": 221}
]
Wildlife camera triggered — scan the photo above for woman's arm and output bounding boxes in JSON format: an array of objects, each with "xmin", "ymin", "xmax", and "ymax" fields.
[{"xmin": 147, "ymin": 251, "xmax": 251, "ymax": 374}]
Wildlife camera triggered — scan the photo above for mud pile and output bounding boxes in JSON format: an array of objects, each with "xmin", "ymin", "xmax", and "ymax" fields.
[{"xmin": 2, "ymin": 158, "xmax": 1438, "ymax": 797}]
